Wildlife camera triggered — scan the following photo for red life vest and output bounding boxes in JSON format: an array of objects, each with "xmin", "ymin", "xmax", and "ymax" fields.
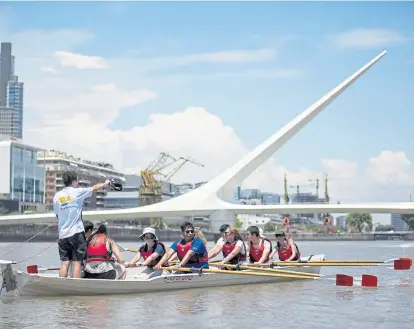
[
  {"xmin": 249, "ymin": 237, "xmax": 272, "ymax": 263},
  {"xmin": 277, "ymin": 238, "xmax": 300, "ymax": 261},
  {"xmin": 86, "ymin": 234, "xmax": 112, "ymax": 262},
  {"xmin": 176, "ymin": 239, "xmax": 208, "ymax": 264},
  {"xmin": 222, "ymin": 240, "xmax": 247, "ymax": 264},
  {"xmin": 139, "ymin": 241, "xmax": 166, "ymax": 267}
]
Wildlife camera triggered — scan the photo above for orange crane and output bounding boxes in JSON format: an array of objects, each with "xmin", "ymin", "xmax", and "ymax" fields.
[{"xmin": 138, "ymin": 152, "xmax": 204, "ymax": 227}]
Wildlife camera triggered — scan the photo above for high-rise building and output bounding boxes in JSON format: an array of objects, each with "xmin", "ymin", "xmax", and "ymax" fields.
[
  {"xmin": 391, "ymin": 214, "xmax": 409, "ymax": 231},
  {"xmin": 0, "ymin": 135, "xmax": 46, "ymax": 213},
  {"xmin": 0, "ymin": 42, "xmax": 12, "ymax": 106},
  {"xmin": 0, "ymin": 42, "xmax": 24, "ymax": 139}
]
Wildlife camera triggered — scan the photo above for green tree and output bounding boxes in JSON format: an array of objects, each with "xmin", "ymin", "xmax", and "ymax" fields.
[
  {"xmin": 401, "ymin": 215, "xmax": 414, "ymax": 230},
  {"xmin": 235, "ymin": 218, "xmax": 243, "ymax": 229},
  {"xmin": 375, "ymin": 224, "xmax": 394, "ymax": 232},
  {"xmin": 347, "ymin": 213, "xmax": 373, "ymax": 232},
  {"xmin": 264, "ymin": 222, "xmax": 276, "ymax": 232}
]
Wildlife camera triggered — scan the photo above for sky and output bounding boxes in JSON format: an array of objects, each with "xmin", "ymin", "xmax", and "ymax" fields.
[{"xmin": 1, "ymin": 1, "xmax": 414, "ymax": 224}]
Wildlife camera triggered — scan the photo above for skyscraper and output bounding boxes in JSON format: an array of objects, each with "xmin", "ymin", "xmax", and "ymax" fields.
[
  {"xmin": 0, "ymin": 42, "xmax": 24, "ymax": 139},
  {"xmin": 0, "ymin": 42, "xmax": 12, "ymax": 107}
]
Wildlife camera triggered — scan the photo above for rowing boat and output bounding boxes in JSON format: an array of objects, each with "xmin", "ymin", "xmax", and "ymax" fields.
[{"xmin": 1, "ymin": 254, "xmax": 324, "ymax": 297}]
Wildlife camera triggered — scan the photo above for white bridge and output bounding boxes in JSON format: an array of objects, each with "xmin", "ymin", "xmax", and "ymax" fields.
[{"xmin": 1, "ymin": 49, "xmax": 413, "ymax": 231}]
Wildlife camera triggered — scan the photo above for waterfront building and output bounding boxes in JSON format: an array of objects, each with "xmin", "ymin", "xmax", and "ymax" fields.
[
  {"xmin": 0, "ymin": 135, "xmax": 46, "ymax": 213},
  {"xmin": 37, "ymin": 150, "xmax": 124, "ymax": 211}
]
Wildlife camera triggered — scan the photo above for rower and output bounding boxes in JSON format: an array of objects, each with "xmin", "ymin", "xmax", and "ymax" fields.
[
  {"xmin": 207, "ymin": 224, "xmax": 230, "ymax": 259},
  {"xmin": 215, "ymin": 227, "xmax": 247, "ymax": 269},
  {"xmin": 84, "ymin": 224, "xmax": 126, "ymax": 280},
  {"xmin": 154, "ymin": 221, "xmax": 209, "ymax": 271},
  {"xmin": 126, "ymin": 227, "xmax": 167, "ymax": 279},
  {"xmin": 269, "ymin": 231, "xmax": 301, "ymax": 261},
  {"xmin": 246, "ymin": 225, "xmax": 272, "ymax": 265}
]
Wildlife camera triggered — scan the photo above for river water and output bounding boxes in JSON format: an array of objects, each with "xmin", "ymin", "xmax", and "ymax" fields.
[{"xmin": 1, "ymin": 240, "xmax": 413, "ymax": 329}]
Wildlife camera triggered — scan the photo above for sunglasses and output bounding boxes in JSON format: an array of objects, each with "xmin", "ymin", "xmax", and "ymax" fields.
[
  {"xmin": 144, "ymin": 234, "xmax": 155, "ymax": 239},
  {"xmin": 185, "ymin": 230, "xmax": 194, "ymax": 234},
  {"xmin": 275, "ymin": 234, "xmax": 285, "ymax": 238}
]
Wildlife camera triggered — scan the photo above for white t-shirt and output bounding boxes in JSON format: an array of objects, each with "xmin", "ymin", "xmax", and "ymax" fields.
[{"xmin": 53, "ymin": 187, "xmax": 93, "ymax": 239}]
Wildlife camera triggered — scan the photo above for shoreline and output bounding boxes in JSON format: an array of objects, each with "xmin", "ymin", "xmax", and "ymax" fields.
[{"xmin": 0, "ymin": 224, "xmax": 412, "ymax": 242}]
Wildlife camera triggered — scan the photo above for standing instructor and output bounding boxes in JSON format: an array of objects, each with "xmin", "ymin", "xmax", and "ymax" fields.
[{"xmin": 53, "ymin": 171, "xmax": 112, "ymax": 278}]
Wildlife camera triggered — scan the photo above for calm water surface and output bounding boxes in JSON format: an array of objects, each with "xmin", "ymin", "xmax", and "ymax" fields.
[{"xmin": 1, "ymin": 240, "xmax": 413, "ymax": 329}]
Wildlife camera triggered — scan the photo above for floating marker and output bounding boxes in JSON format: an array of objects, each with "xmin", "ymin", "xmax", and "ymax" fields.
[
  {"xmin": 27, "ymin": 265, "xmax": 39, "ymax": 274},
  {"xmin": 336, "ymin": 274, "xmax": 353, "ymax": 286},
  {"xmin": 394, "ymin": 259, "xmax": 411, "ymax": 270},
  {"xmin": 361, "ymin": 274, "xmax": 378, "ymax": 287}
]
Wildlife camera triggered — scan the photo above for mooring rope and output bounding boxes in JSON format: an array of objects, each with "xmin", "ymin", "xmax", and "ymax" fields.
[
  {"xmin": 1, "ymin": 222, "xmax": 57, "ymax": 258},
  {"xmin": 14, "ymin": 217, "xmax": 86, "ymax": 265}
]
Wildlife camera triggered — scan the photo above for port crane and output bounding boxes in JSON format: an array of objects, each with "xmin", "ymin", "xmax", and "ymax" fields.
[{"xmin": 138, "ymin": 152, "xmax": 204, "ymax": 228}]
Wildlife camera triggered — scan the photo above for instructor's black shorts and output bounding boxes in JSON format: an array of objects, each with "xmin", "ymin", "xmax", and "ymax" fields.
[{"xmin": 58, "ymin": 232, "xmax": 87, "ymax": 262}]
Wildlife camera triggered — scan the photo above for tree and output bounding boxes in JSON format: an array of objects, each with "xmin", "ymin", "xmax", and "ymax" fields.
[
  {"xmin": 347, "ymin": 213, "xmax": 373, "ymax": 232},
  {"xmin": 401, "ymin": 215, "xmax": 414, "ymax": 230},
  {"xmin": 264, "ymin": 222, "xmax": 276, "ymax": 232},
  {"xmin": 235, "ymin": 218, "xmax": 243, "ymax": 229},
  {"xmin": 375, "ymin": 225, "xmax": 394, "ymax": 232}
]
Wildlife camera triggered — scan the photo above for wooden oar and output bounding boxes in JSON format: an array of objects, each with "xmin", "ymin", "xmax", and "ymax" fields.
[
  {"xmin": 263, "ymin": 259, "xmax": 411, "ymax": 270},
  {"xmin": 160, "ymin": 266, "xmax": 318, "ymax": 280},
  {"xmin": 272, "ymin": 259, "xmax": 395, "ymax": 264},
  {"xmin": 117, "ymin": 244, "xmax": 138, "ymax": 253},
  {"xmin": 213, "ymin": 263, "xmax": 321, "ymax": 278}
]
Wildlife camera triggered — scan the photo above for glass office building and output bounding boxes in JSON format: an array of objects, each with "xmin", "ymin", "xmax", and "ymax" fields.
[
  {"xmin": 6, "ymin": 77, "xmax": 24, "ymax": 139},
  {"xmin": 0, "ymin": 138, "xmax": 45, "ymax": 204}
]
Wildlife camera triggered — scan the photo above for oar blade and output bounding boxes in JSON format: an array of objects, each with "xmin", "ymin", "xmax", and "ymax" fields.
[
  {"xmin": 336, "ymin": 274, "xmax": 353, "ymax": 286},
  {"xmin": 27, "ymin": 265, "xmax": 38, "ymax": 274},
  {"xmin": 361, "ymin": 274, "xmax": 378, "ymax": 287},
  {"xmin": 394, "ymin": 259, "xmax": 411, "ymax": 270}
]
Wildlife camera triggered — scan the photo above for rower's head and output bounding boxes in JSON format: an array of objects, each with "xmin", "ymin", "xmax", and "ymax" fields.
[
  {"xmin": 63, "ymin": 171, "xmax": 79, "ymax": 188},
  {"xmin": 224, "ymin": 226, "xmax": 242, "ymax": 243},
  {"xmin": 219, "ymin": 224, "xmax": 230, "ymax": 237},
  {"xmin": 246, "ymin": 226, "xmax": 261, "ymax": 243},
  {"xmin": 83, "ymin": 220, "xmax": 94, "ymax": 238},
  {"xmin": 139, "ymin": 227, "xmax": 158, "ymax": 247},
  {"xmin": 181, "ymin": 221, "xmax": 195, "ymax": 241},
  {"xmin": 274, "ymin": 231, "xmax": 286, "ymax": 243}
]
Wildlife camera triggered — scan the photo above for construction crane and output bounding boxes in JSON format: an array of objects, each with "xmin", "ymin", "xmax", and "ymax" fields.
[{"xmin": 138, "ymin": 152, "xmax": 204, "ymax": 228}]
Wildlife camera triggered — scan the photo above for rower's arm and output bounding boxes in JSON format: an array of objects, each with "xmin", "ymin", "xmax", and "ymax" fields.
[
  {"xmin": 257, "ymin": 241, "xmax": 271, "ymax": 264},
  {"xmin": 111, "ymin": 242, "xmax": 125, "ymax": 264},
  {"xmin": 221, "ymin": 246, "xmax": 242, "ymax": 264},
  {"xmin": 169, "ymin": 252, "xmax": 178, "ymax": 262},
  {"xmin": 179, "ymin": 250, "xmax": 195, "ymax": 267},
  {"xmin": 208, "ymin": 245, "xmax": 223, "ymax": 259},
  {"xmin": 286, "ymin": 239, "xmax": 297, "ymax": 261},
  {"xmin": 155, "ymin": 248, "xmax": 175, "ymax": 267},
  {"xmin": 128, "ymin": 251, "xmax": 142, "ymax": 266},
  {"xmin": 269, "ymin": 247, "xmax": 277, "ymax": 260},
  {"xmin": 141, "ymin": 252, "xmax": 159, "ymax": 267}
]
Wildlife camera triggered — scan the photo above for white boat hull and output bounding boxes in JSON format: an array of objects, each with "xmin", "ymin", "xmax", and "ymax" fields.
[{"xmin": 3, "ymin": 255, "xmax": 325, "ymax": 297}]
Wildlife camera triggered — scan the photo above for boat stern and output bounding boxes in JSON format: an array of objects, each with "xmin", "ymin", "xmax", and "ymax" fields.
[{"xmin": 0, "ymin": 260, "xmax": 20, "ymax": 297}]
